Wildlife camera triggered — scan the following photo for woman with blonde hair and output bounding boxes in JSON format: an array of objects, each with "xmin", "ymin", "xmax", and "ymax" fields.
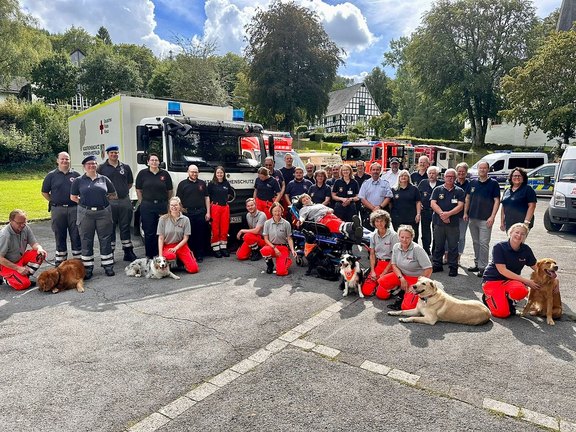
[
  {"xmin": 331, "ymin": 163, "xmax": 360, "ymax": 222},
  {"xmin": 157, "ymin": 197, "xmax": 198, "ymax": 273}
]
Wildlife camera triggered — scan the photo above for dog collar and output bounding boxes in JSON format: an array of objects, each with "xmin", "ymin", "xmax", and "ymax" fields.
[{"xmin": 54, "ymin": 268, "xmax": 61, "ymax": 287}]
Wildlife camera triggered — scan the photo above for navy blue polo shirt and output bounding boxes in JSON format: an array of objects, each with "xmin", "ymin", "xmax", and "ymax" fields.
[
  {"xmin": 254, "ymin": 176, "xmax": 280, "ymax": 201},
  {"xmin": 354, "ymin": 173, "xmax": 371, "ymax": 188},
  {"xmin": 501, "ymin": 184, "xmax": 537, "ymax": 228},
  {"xmin": 272, "ymin": 169, "xmax": 285, "ymax": 189},
  {"xmin": 391, "ymin": 184, "xmax": 421, "ymax": 224},
  {"xmin": 411, "ymin": 171, "xmax": 428, "ymax": 186},
  {"xmin": 285, "ymin": 179, "xmax": 313, "ymax": 199},
  {"xmin": 70, "ymin": 174, "xmax": 115, "ymax": 207},
  {"xmin": 467, "ymin": 178, "xmax": 500, "ymax": 220},
  {"xmin": 430, "ymin": 185, "xmax": 465, "ymax": 226},
  {"xmin": 97, "ymin": 160, "xmax": 134, "ymax": 199},
  {"xmin": 280, "ymin": 167, "xmax": 296, "ymax": 185},
  {"xmin": 483, "ymin": 240, "xmax": 536, "ymax": 281},
  {"xmin": 418, "ymin": 179, "xmax": 444, "ymax": 209},
  {"xmin": 309, "ymin": 184, "xmax": 331, "ymax": 204},
  {"xmin": 332, "ymin": 178, "xmax": 359, "ymax": 199},
  {"xmin": 135, "ymin": 169, "xmax": 173, "ymax": 202},
  {"xmin": 42, "ymin": 169, "xmax": 80, "ymax": 206},
  {"xmin": 455, "ymin": 179, "xmax": 470, "ymax": 217},
  {"xmin": 208, "ymin": 180, "xmax": 234, "ymax": 206},
  {"xmin": 176, "ymin": 178, "xmax": 208, "ymax": 212}
]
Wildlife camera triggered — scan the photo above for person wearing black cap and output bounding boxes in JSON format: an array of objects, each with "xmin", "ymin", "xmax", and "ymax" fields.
[
  {"xmin": 382, "ymin": 157, "xmax": 401, "ymax": 188},
  {"xmin": 41, "ymin": 152, "xmax": 81, "ymax": 266},
  {"xmin": 70, "ymin": 155, "xmax": 117, "ymax": 279},
  {"xmin": 135, "ymin": 153, "xmax": 173, "ymax": 259},
  {"xmin": 97, "ymin": 145, "xmax": 137, "ymax": 262}
]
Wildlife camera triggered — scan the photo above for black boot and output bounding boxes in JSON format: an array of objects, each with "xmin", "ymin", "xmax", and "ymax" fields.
[
  {"xmin": 104, "ymin": 265, "xmax": 115, "ymax": 276},
  {"xmin": 123, "ymin": 247, "xmax": 137, "ymax": 262},
  {"xmin": 221, "ymin": 248, "xmax": 230, "ymax": 257},
  {"xmin": 213, "ymin": 249, "xmax": 222, "ymax": 258},
  {"xmin": 266, "ymin": 258, "xmax": 274, "ymax": 274},
  {"xmin": 84, "ymin": 267, "xmax": 93, "ymax": 280},
  {"xmin": 250, "ymin": 249, "xmax": 261, "ymax": 261}
]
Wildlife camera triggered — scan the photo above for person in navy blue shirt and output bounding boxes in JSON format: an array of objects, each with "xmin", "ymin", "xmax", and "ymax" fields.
[
  {"xmin": 500, "ymin": 168, "xmax": 537, "ymax": 232},
  {"xmin": 331, "ymin": 164, "xmax": 360, "ymax": 222},
  {"xmin": 464, "ymin": 160, "xmax": 501, "ymax": 277},
  {"xmin": 253, "ymin": 167, "xmax": 281, "ymax": 219},
  {"xmin": 309, "ymin": 169, "xmax": 331, "ymax": 206},
  {"xmin": 70, "ymin": 155, "xmax": 117, "ymax": 280},
  {"xmin": 417, "ymin": 166, "xmax": 443, "ymax": 256},
  {"xmin": 482, "ymin": 223, "xmax": 539, "ymax": 318},
  {"xmin": 280, "ymin": 153, "xmax": 296, "ymax": 186},
  {"xmin": 430, "ymin": 169, "xmax": 465, "ymax": 277},
  {"xmin": 354, "ymin": 160, "xmax": 371, "ymax": 188},
  {"xmin": 285, "ymin": 167, "xmax": 313, "ymax": 204},
  {"xmin": 208, "ymin": 166, "xmax": 235, "ymax": 258},
  {"xmin": 390, "ymin": 170, "xmax": 421, "ymax": 240}
]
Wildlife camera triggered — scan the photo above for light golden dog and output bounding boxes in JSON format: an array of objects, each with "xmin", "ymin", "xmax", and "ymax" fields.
[
  {"xmin": 37, "ymin": 259, "xmax": 86, "ymax": 294},
  {"xmin": 522, "ymin": 258, "xmax": 561, "ymax": 325},
  {"xmin": 388, "ymin": 276, "xmax": 491, "ymax": 325}
]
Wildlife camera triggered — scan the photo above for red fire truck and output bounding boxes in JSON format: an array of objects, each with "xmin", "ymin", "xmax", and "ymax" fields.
[{"xmin": 340, "ymin": 140, "xmax": 413, "ymax": 171}]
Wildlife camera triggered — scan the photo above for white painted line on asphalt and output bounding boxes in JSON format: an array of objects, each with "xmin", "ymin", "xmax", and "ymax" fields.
[
  {"xmin": 291, "ymin": 322, "xmax": 317, "ymax": 334},
  {"xmin": 185, "ymin": 382, "xmax": 220, "ymax": 401},
  {"xmin": 127, "ymin": 412, "xmax": 170, "ymax": 432},
  {"xmin": 360, "ymin": 360, "xmax": 391, "ymax": 375},
  {"xmin": 0, "ymin": 300, "xmax": 8, "ymax": 307},
  {"xmin": 325, "ymin": 303, "xmax": 343, "ymax": 313},
  {"xmin": 521, "ymin": 408, "xmax": 559, "ymax": 430},
  {"xmin": 248, "ymin": 348, "xmax": 273, "ymax": 363},
  {"xmin": 312, "ymin": 344, "xmax": 340, "ymax": 358},
  {"xmin": 158, "ymin": 396, "xmax": 197, "ymax": 420},
  {"xmin": 483, "ymin": 398, "xmax": 520, "ymax": 417},
  {"xmin": 209, "ymin": 369, "xmax": 241, "ymax": 387},
  {"xmin": 230, "ymin": 358, "xmax": 260, "ymax": 374},
  {"xmin": 387, "ymin": 369, "xmax": 420, "ymax": 386},
  {"xmin": 291, "ymin": 339, "xmax": 316, "ymax": 350},
  {"xmin": 279, "ymin": 329, "xmax": 303, "ymax": 342},
  {"xmin": 265, "ymin": 338, "xmax": 290, "ymax": 353}
]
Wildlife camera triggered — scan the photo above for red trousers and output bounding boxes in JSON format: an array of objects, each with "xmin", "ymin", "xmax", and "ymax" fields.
[
  {"xmin": 361, "ymin": 260, "xmax": 390, "ymax": 296},
  {"xmin": 318, "ymin": 214, "xmax": 344, "ymax": 233},
  {"xmin": 0, "ymin": 250, "xmax": 44, "ymax": 290},
  {"xmin": 162, "ymin": 243, "xmax": 198, "ymax": 274},
  {"xmin": 210, "ymin": 203, "xmax": 230, "ymax": 246},
  {"xmin": 260, "ymin": 245, "xmax": 292, "ymax": 276},
  {"xmin": 255, "ymin": 198, "xmax": 273, "ymax": 219},
  {"xmin": 375, "ymin": 272, "xmax": 420, "ymax": 310},
  {"xmin": 236, "ymin": 233, "xmax": 266, "ymax": 260},
  {"xmin": 482, "ymin": 280, "xmax": 528, "ymax": 318}
]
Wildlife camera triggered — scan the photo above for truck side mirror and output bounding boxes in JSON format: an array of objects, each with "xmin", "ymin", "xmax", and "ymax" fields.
[{"xmin": 136, "ymin": 125, "xmax": 149, "ymax": 152}]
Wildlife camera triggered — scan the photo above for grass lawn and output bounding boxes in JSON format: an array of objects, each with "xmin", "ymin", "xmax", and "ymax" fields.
[{"xmin": 0, "ymin": 173, "xmax": 49, "ymax": 223}]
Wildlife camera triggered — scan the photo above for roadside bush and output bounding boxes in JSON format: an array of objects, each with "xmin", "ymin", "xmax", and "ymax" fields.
[{"xmin": 323, "ymin": 132, "xmax": 348, "ymax": 143}]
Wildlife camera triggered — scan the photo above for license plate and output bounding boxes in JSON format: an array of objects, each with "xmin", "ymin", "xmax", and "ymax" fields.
[{"xmin": 230, "ymin": 216, "xmax": 242, "ymax": 224}]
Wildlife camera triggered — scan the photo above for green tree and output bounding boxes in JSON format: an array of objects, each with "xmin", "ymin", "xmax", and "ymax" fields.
[
  {"xmin": 78, "ymin": 44, "xmax": 143, "ymax": 103},
  {"xmin": 368, "ymin": 112, "xmax": 393, "ymax": 137},
  {"xmin": 31, "ymin": 52, "xmax": 79, "ymax": 103},
  {"xmin": 0, "ymin": 0, "xmax": 51, "ymax": 85},
  {"xmin": 364, "ymin": 67, "xmax": 394, "ymax": 114},
  {"xmin": 331, "ymin": 76, "xmax": 354, "ymax": 91},
  {"xmin": 405, "ymin": 0, "xmax": 537, "ymax": 147},
  {"xmin": 96, "ymin": 26, "xmax": 112, "ymax": 45},
  {"xmin": 50, "ymin": 26, "xmax": 95, "ymax": 56},
  {"xmin": 245, "ymin": 0, "xmax": 343, "ymax": 131},
  {"xmin": 214, "ymin": 52, "xmax": 248, "ymax": 103},
  {"xmin": 115, "ymin": 43, "xmax": 159, "ymax": 93},
  {"xmin": 148, "ymin": 59, "xmax": 175, "ymax": 98},
  {"xmin": 501, "ymin": 30, "xmax": 576, "ymax": 145}
]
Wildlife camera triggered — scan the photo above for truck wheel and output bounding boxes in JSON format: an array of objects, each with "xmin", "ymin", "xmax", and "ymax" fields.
[{"xmin": 543, "ymin": 208, "xmax": 562, "ymax": 232}]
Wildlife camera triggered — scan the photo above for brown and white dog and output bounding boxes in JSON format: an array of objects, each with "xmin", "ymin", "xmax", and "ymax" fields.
[
  {"xmin": 388, "ymin": 276, "xmax": 491, "ymax": 325},
  {"xmin": 37, "ymin": 259, "xmax": 86, "ymax": 294},
  {"xmin": 124, "ymin": 256, "xmax": 180, "ymax": 280},
  {"xmin": 339, "ymin": 254, "xmax": 364, "ymax": 297},
  {"xmin": 522, "ymin": 258, "xmax": 562, "ymax": 325}
]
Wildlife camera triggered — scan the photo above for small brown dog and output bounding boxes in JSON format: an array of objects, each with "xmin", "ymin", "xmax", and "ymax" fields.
[
  {"xmin": 37, "ymin": 259, "xmax": 86, "ymax": 294},
  {"xmin": 523, "ymin": 258, "xmax": 561, "ymax": 325}
]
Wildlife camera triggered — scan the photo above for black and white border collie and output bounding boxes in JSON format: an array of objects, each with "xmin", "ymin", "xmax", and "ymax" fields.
[{"xmin": 339, "ymin": 254, "xmax": 364, "ymax": 297}]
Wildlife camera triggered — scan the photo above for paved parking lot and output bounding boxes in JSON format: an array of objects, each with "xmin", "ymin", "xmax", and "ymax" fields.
[{"xmin": 1, "ymin": 197, "xmax": 575, "ymax": 431}]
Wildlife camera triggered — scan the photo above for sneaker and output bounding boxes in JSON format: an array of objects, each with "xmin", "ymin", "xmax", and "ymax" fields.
[
  {"xmin": 467, "ymin": 265, "xmax": 479, "ymax": 272},
  {"xmin": 387, "ymin": 299, "xmax": 402, "ymax": 310},
  {"xmin": 432, "ymin": 266, "xmax": 444, "ymax": 273},
  {"xmin": 266, "ymin": 259, "xmax": 274, "ymax": 274},
  {"xmin": 448, "ymin": 268, "xmax": 458, "ymax": 277},
  {"xmin": 352, "ymin": 215, "xmax": 363, "ymax": 243},
  {"xmin": 249, "ymin": 250, "xmax": 262, "ymax": 261},
  {"xmin": 0, "ymin": 276, "xmax": 4, "ymax": 285}
]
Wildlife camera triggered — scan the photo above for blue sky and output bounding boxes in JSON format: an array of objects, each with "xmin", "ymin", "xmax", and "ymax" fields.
[{"xmin": 21, "ymin": 0, "xmax": 560, "ymax": 82}]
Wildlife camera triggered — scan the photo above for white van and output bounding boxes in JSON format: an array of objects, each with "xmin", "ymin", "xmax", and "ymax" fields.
[
  {"xmin": 469, "ymin": 151, "xmax": 548, "ymax": 183},
  {"xmin": 544, "ymin": 146, "xmax": 576, "ymax": 232}
]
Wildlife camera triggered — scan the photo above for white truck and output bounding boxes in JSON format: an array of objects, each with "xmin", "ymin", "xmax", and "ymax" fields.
[{"xmin": 68, "ymin": 94, "xmax": 267, "ymax": 227}]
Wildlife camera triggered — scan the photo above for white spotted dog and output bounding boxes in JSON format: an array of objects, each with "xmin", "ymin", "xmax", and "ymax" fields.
[
  {"xmin": 124, "ymin": 256, "xmax": 180, "ymax": 280},
  {"xmin": 339, "ymin": 254, "xmax": 364, "ymax": 297}
]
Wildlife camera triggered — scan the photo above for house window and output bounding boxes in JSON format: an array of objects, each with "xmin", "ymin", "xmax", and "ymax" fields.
[{"xmin": 359, "ymin": 104, "xmax": 365, "ymax": 116}]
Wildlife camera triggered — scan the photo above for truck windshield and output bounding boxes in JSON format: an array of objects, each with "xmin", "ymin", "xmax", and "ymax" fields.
[
  {"xmin": 341, "ymin": 146, "xmax": 371, "ymax": 161},
  {"xmin": 558, "ymin": 159, "xmax": 576, "ymax": 182}
]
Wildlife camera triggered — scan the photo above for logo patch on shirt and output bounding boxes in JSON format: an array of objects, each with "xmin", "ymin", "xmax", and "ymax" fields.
[
  {"xmin": 470, "ymin": 187, "xmax": 476, "ymax": 193},
  {"xmin": 395, "ymin": 194, "xmax": 399, "ymax": 199},
  {"xmin": 439, "ymin": 194, "xmax": 444, "ymax": 200}
]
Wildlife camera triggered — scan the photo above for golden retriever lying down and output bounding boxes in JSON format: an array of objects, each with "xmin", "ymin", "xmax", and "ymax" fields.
[
  {"xmin": 388, "ymin": 276, "xmax": 491, "ymax": 325},
  {"xmin": 37, "ymin": 259, "xmax": 85, "ymax": 294},
  {"xmin": 522, "ymin": 258, "xmax": 562, "ymax": 325}
]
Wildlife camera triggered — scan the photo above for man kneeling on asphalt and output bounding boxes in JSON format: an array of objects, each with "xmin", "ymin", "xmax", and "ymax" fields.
[
  {"xmin": 0, "ymin": 209, "xmax": 47, "ymax": 290},
  {"xmin": 236, "ymin": 198, "xmax": 267, "ymax": 261}
]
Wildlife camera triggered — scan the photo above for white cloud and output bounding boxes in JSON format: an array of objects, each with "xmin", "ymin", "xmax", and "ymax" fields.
[{"xmin": 20, "ymin": 0, "xmax": 179, "ymax": 57}]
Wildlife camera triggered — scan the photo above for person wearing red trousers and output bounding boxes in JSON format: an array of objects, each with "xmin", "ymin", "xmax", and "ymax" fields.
[
  {"xmin": 236, "ymin": 198, "xmax": 267, "ymax": 261},
  {"xmin": 481, "ymin": 222, "xmax": 539, "ymax": 318},
  {"xmin": 260, "ymin": 203, "xmax": 297, "ymax": 276},
  {"xmin": 208, "ymin": 166, "xmax": 235, "ymax": 258},
  {"xmin": 362, "ymin": 210, "xmax": 399, "ymax": 296},
  {"xmin": 157, "ymin": 197, "xmax": 198, "ymax": 274},
  {"xmin": 253, "ymin": 167, "xmax": 281, "ymax": 219},
  {"xmin": 376, "ymin": 225, "xmax": 432, "ymax": 310},
  {"xmin": 0, "ymin": 209, "xmax": 47, "ymax": 290}
]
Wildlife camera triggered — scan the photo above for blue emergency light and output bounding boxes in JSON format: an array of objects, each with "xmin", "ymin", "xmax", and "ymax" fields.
[
  {"xmin": 167, "ymin": 101, "xmax": 182, "ymax": 115},
  {"xmin": 233, "ymin": 109, "xmax": 245, "ymax": 121}
]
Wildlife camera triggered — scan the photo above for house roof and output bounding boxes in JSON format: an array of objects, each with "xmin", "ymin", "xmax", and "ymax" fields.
[
  {"xmin": 558, "ymin": 0, "xmax": 576, "ymax": 31},
  {"xmin": 0, "ymin": 77, "xmax": 29, "ymax": 94},
  {"xmin": 325, "ymin": 83, "xmax": 364, "ymax": 117}
]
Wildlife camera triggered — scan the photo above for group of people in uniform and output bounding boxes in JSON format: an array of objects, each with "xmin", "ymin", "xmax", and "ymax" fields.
[{"xmin": 0, "ymin": 151, "xmax": 543, "ymax": 320}]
